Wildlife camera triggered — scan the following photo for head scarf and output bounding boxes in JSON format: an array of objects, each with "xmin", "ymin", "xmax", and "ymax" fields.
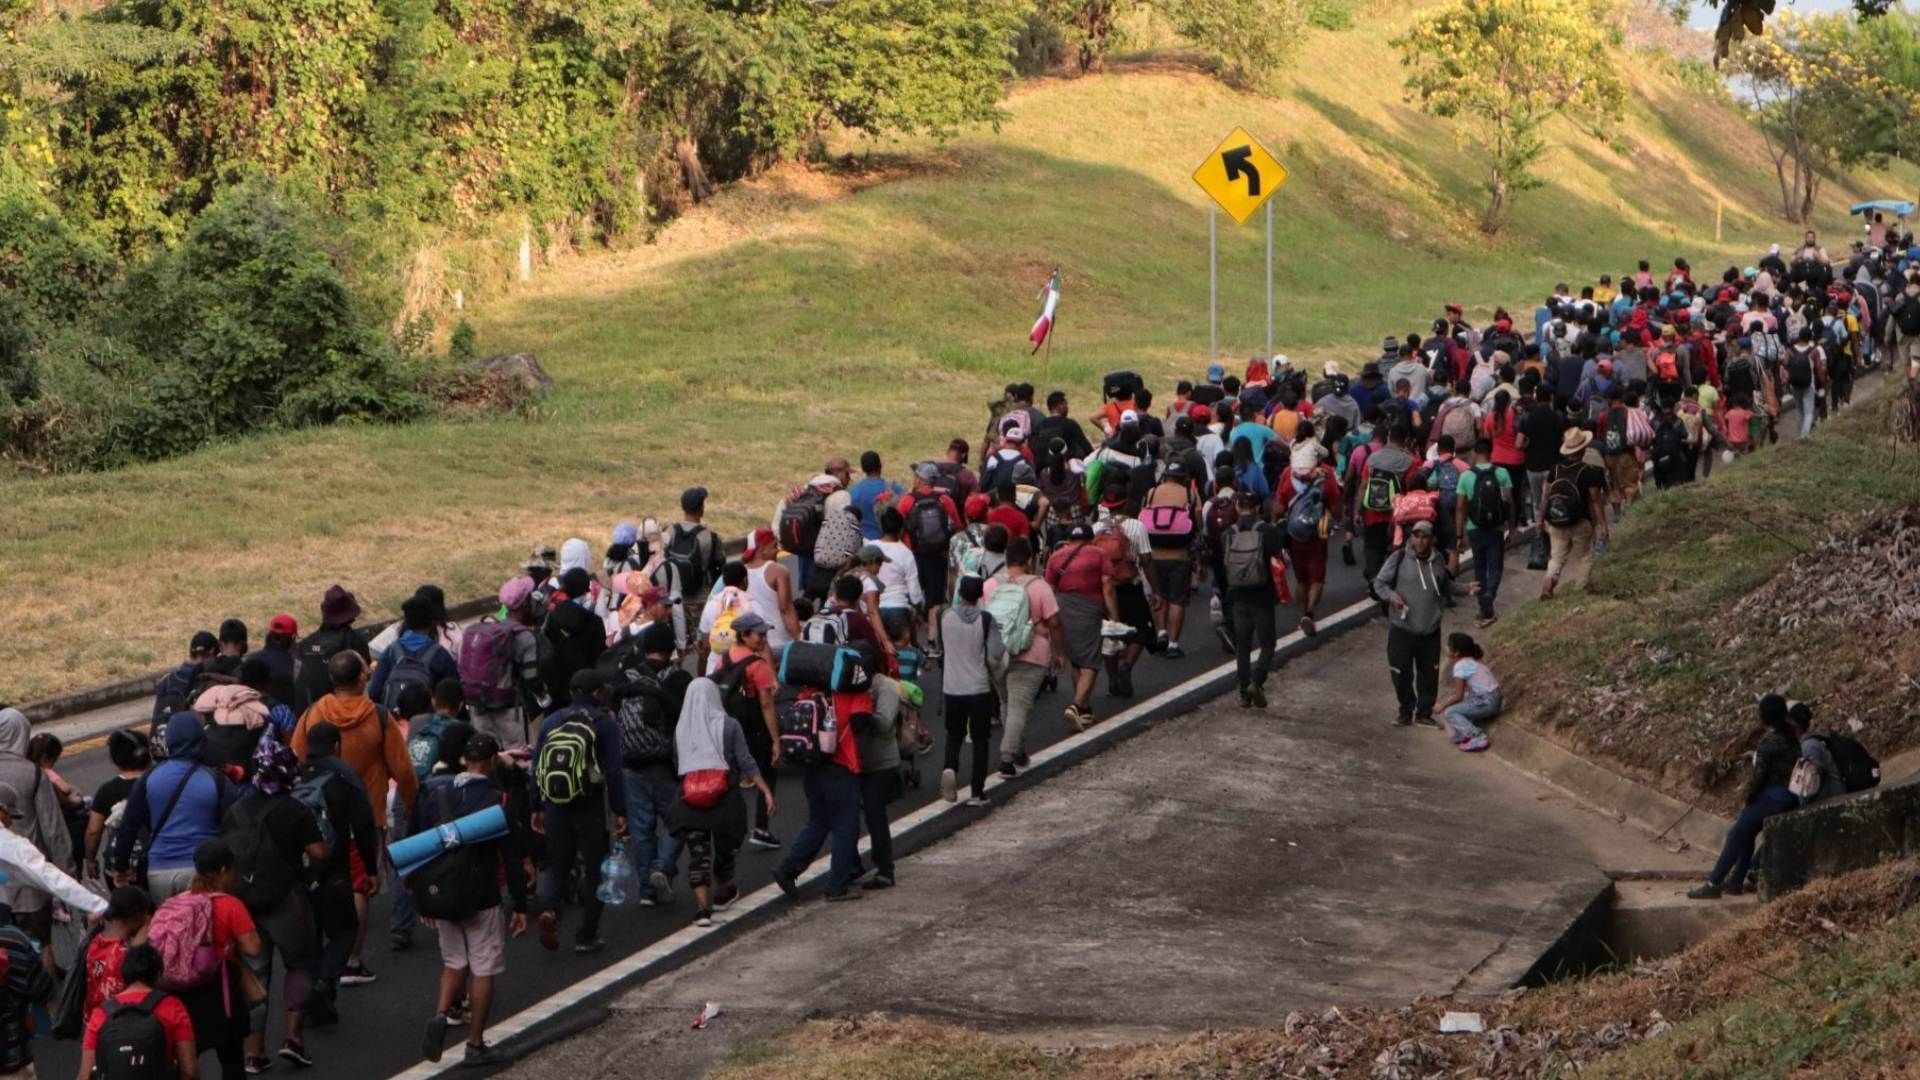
[
  {"xmin": 252, "ymin": 736, "xmax": 299, "ymax": 796},
  {"xmin": 674, "ymin": 678, "xmax": 733, "ymax": 776},
  {"xmin": 560, "ymin": 538, "xmax": 592, "ymax": 574}
]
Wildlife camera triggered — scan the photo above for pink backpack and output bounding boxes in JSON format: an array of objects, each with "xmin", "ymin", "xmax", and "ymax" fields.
[
  {"xmin": 150, "ymin": 893, "xmax": 223, "ymax": 991},
  {"xmin": 459, "ymin": 618, "xmax": 520, "ymax": 710}
]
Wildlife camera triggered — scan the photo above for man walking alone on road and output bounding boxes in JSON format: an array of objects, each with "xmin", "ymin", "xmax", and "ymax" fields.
[{"xmin": 1372, "ymin": 520, "xmax": 1454, "ymax": 728}]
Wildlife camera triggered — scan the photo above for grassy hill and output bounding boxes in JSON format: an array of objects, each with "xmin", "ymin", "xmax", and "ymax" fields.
[{"xmin": 3, "ymin": 1, "xmax": 1914, "ymax": 702}]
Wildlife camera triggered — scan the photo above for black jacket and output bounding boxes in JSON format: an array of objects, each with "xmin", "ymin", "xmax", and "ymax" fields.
[{"xmin": 1747, "ymin": 730, "xmax": 1799, "ymax": 803}]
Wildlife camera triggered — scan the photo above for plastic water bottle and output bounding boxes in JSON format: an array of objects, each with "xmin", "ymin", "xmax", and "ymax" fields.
[{"xmin": 597, "ymin": 841, "xmax": 635, "ymax": 906}]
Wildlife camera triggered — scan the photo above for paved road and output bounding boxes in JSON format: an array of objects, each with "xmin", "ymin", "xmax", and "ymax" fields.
[{"xmin": 29, "ymin": 374, "xmax": 1873, "ymax": 1079}]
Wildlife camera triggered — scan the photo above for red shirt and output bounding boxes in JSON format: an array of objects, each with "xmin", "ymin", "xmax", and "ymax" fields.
[
  {"xmin": 83, "ymin": 936, "xmax": 130, "ymax": 1018},
  {"xmin": 987, "ymin": 505, "xmax": 1031, "ymax": 541},
  {"xmin": 827, "ymin": 690, "xmax": 868, "ymax": 772},
  {"xmin": 1044, "ymin": 541, "xmax": 1113, "ymax": 600},
  {"xmin": 724, "ymin": 646, "xmax": 778, "ymax": 700},
  {"xmin": 84, "ymin": 989, "xmax": 196, "ymax": 1064},
  {"xmin": 1279, "ymin": 465, "xmax": 1343, "ymax": 526},
  {"xmin": 897, "ymin": 490, "xmax": 961, "ymax": 553},
  {"xmin": 1484, "ymin": 405, "xmax": 1524, "ymax": 468}
]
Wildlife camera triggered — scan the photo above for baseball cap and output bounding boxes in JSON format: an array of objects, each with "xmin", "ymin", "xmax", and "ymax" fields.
[
  {"xmin": 1206, "ymin": 363, "xmax": 1225, "ymax": 384},
  {"xmin": 731, "ymin": 611, "xmax": 771, "ymax": 637},
  {"xmin": 680, "ymin": 486, "xmax": 708, "ymax": 513},
  {"xmin": 1002, "ymin": 427, "xmax": 1026, "ymax": 443},
  {"xmin": 1410, "ymin": 521, "xmax": 1435, "ymax": 536},
  {"xmin": 569, "ymin": 669, "xmax": 610, "ymax": 697},
  {"xmin": 857, "ymin": 543, "xmax": 891, "ymax": 564},
  {"xmin": 744, "ymin": 527, "xmax": 776, "ymax": 558},
  {"xmin": 963, "ymin": 492, "xmax": 991, "ymax": 521},
  {"xmin": 190, "ymin": 630, "xmax": 220, "ymax": 655},
  {"xmin": 1120, "ymin": 409, "xmax": 1140, "ymax": 425},
  {"xmin": 464, "ymin": 733, "xmax": 502, "ymax": 762},
  {"xmin": 268, "ymin": 614, "xmax": 298, "ymax": 637},
  {"xmin": 914, "ymin": 463, "xmax": 939, "ymax": 482},
  {"xmin": 1273, "ymin": 354, "xmax": 1292, "ymax": 369}
]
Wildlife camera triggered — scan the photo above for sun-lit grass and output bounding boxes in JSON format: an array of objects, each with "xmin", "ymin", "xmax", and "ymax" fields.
[{"xmin": 2, "ymin": 3, "xmax": 1913, "ymax": 702}]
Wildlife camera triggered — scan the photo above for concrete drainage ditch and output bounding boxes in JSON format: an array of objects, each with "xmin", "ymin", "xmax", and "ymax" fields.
[{"xmin": 1518, "ymin": 874, "xmax": 1758, "ymax": 985}]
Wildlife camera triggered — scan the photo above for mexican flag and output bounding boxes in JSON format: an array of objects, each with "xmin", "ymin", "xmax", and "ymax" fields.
[{"xmin": 1028, "ymin": 270, "xmax": 1060, "ymax": 354}]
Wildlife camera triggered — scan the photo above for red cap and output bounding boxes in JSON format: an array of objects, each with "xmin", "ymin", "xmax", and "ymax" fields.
[
  {"xmin": 745, "ymin": 527, "xmax": 777, "ymax": 558},
  {"xmin": 268, "ymin": 614, "xmax": 298, "ymax": 637},
  {"xmin": 963, "ymin": 492, "xmax": 991, "ymax": 522}
]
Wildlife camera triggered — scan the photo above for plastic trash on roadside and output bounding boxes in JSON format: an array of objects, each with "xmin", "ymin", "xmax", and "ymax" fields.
[
  {"xmin": 691, "ymin": 1001, "xmax": 722, "ymax": 1030},
  {"xmin": 597, "ymin": 841, "xmax": 635, "ymax": 906},
  {"xmin": 1439, "ymin": 1011, "xmax": 1485, "ymax": 1034}
]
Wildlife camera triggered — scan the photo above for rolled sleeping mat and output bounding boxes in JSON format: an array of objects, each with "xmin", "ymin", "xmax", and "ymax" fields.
[{"xmin": 390, "ymin": 803, "xmax": 508, "ymax": 879}]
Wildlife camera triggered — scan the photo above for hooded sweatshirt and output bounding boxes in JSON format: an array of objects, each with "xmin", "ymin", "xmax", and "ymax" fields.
[
  {"xmin": 293, "ymin": 693, "xmax": 419, "ymax": 822},
  {"xmin": 193, "ymin": 684, "xmax": 269, "ymax": 728},
  {"xmin": 1371, "ymin": 545, "xmax": 1453, "ymax": 636},
  {"xmin": 113, "ymin": 712, "xmax": 232, "ymax": 873},
  {"xmin": 0, "ymin": 710, "xmax": 71, "ymax": 912}
]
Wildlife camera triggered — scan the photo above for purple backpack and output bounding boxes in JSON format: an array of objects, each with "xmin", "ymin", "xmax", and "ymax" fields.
[
  {"xmin": 459, "ymin": 618, "xmax": 520, "ymax": 710},
  {"xmin": 151, "ymin": 893, "xmax": 223, "ymax": 991}
]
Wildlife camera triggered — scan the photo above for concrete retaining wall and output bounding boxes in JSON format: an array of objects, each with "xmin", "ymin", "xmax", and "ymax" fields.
[{"xmin": 1756, "ymin": 778, "xmax": 1920, "ymax": 900}]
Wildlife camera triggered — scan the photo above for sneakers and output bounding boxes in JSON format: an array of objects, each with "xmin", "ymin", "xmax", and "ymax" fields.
[
  {"xmin": 824, "ymin": 889, "xmax": 864, "ymax": 902},
  {"xmin": 964, "ymin": 796, "xmax": 990, "ymax": 807},
  {"xmin": 998, "ymin": 762, "xmax": 1019, "ymax": 779},
  {"xmin": 1299, "ymin": 615, "xmax": 1317, "ymax": 637},
  {"xmin": 1686, "ymin": 882, "xmax": 1723, "ymax": 900},
  {"xmin": 1725, "ymin": 879, "xmax": 1747, "ymax": 897},
  {"xmin": 1413, "ymin": 715, "xmax": 1442, "ymax": 729},
  {"xmin": 1390, "ymin": 716, "xmax": 1413, "ymax": 727},
  {"xmin": 712, "ymin": 884, "xmax": 739, "ymax": 910},
  {"xmin": 649, "ymin": 870, "xmax": 673, "ymax": 906},
  {"xmin": 423, "ymin": 1013, "xmax": 450, "ymax": 1063},
  {"xmin": 574, "ymin": 938, "xmax": 606, "ymax": 954},
  {"xmin": 445, "ymin": 1001, "xmax": 469, "ymax": 1028},
  {"xmin": 536, "ymin": 911, "xmax": 559, "ymax": 952},
  {"xmin": 389, "ymin": 929, "xmax": 414, "ymax": 952},
  {"xmin": 1163, "ymin": 642, "xmax": 1185, "ymax": 660},
  {"xmin": 245, "ymin": 1056, "xmax": 274, "ymax": 1075},
  {"xmin": 1239, "ymin": 687, "xmax": 1254, "ymax": 708},
  {"xmin": 861, "ymin": 874, "xmax": 896, "ymax": 891},
  {"xmin": 924, "ymin": 643, "xmax": 943, "ymax": 661},
  {"xmin": 747, "ymin": 829, "xmax": 781, "ymax": 850},
  {"xmin": 1064, "ymin": 704, "xmax": 1092, "ymax": 732},
  {"xmin": 338, "ymin": 963, "xmax": 376, "ymax": 987},
  {"xmin": 1013, "ymin": 750, "xmax": 1030, "ymax": 768},
  {"xmin": 1457, "ymin": 735, "xmax": 1489, "ymax": 752},
  {"xmin": 1250, "ymin": 685, "xmax": 1267, "ymax": 709},
  {"xmin": 772, "ymin": 867, "xmax": 800, "ymax": 901},
  {"xmin": 693, "ymin": 909, "xmax": 715, "ymax": 928},
  {"xmin": 277, "ymin": 1039, "xmax": 313, "ymax": 1068},
  {"xmin": 939, "ymin": 768, "xmax": 958, "ymax": 803},
  {"xmin": 462, "ymin": 1041, "xmax": 506, "ymax": 1068}
]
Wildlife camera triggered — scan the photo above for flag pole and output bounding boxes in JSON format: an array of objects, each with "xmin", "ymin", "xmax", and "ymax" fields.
[{"xmin": 1044, "ymin": 268, "xmax": 1057, "ymax": 387}]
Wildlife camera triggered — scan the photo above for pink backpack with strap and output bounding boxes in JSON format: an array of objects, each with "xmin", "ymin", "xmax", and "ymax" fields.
[{"xmin": 150, "ymin": 892, "xmax": 224, "ymax": 992}]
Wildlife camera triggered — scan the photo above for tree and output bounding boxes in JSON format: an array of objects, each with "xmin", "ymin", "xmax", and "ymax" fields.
[
  {"xmin": 1394, "ymin": 0, "xmax": 1626, "ymax": 234},
  {"xmin": 1727, "ymin": 13, "xmax": 1920, "ymax": 224},
  {"xmin": 1043, "ymin": 0, "xmax": 1308, "ymax": 87}
]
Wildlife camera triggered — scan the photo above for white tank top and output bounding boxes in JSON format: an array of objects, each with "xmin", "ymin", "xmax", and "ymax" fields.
[{"xmin": 746, "ymin": 563, "xmax": 791, "ymax": 649}]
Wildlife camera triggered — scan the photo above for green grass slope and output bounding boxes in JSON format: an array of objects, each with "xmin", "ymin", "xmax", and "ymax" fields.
[{"xmin": 2, "ymin": 2, "xmax": 1913, "ymax": 702}]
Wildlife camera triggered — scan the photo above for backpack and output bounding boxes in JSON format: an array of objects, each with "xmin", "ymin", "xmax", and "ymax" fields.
[
  {"xmin": 1751, "ymin": 330, "xmax": 1783, "ymax": 368},
  {"xmin": 1786, "ymin": 346, "xmax": 1814, "ymax": 390},
  {"xmin": 1285, "ymin": 479, "xmax": 1328, "ymax": 542},
  {"xmin": 1424, "ymin": 457, "xmax": 1463, "ymax": 506},
  {"xmin": 1788, "ymin": 757, "xmax": 1822, "ymax": 799},
  {"xmin": 149, "ymin": 893, "xmax": 223, "ymax": 991},
  {"xmin": 611, "ymin": 669, "xmax": 674, "ymax": 767},
  {"xmin": 666, "ymin": 524, "xmax": 713, "ymax": 597},
  {"xmin": 1724, "ymin": 355, "xmax": 1757, "ymax": 398},
  {"xmin": 1203, "ymin": 492, "xmax": 1238, "ymax": 540},
  {"xmin": 777, "ymin": 488, "xmax": 827, "ymax": 556},
  {"xmin": 535, "ymin": 713, "xmax": 602, "ymax": 806},
  {"xmin": 291, "ymin": 769, "xmax": 338, "ymax": 855},
  {"xmin": 1544, "ymin": 465, "xmax": 1584, "ymax": 527},
  {"xmin": 982, "ymin": 575, "xmax": 1036, "ymax": 657},
  {"xmin": 1223, "ymin": 526, "xmax": 1267, "ymax": 589},
  {"xmin": 294, "ymin": 626, "xmax": 360, "ymax": 713},
  {"xmin": 706, "ymin": 589, "xmax": 750, "ymax": 653},
  {"xmin": 1361, "ymin": 467, "xmax": 1400, "ymax": 515},
  {"xmin": 1652, "ymin": 418, "xmax": 1688, "ymax": 469},
  {"xmin": 1815, "ymin": 734, "xmax": 1880, "ymax": 793},
  {"xmin": 1466, "ymin": 465, "xmax": 1508, "ymax": 530},
  {"xmin": 1894, "ymin": 293, "xmax": 1920, "ymax": 336},
  {"xmin": 94, "ymin": 990, "xmax": 171, "ymax": 1080},
  {"xmin": 1438, "ymin": 400, "xmax": 1478, "ymax": 448},
  {"xmin": 407, "ymin": 714, "xmax": 453, "ymax": 777},
  {"xmin": 1653, "ymin": 350, "xmax": 1680, "ymax": 381},
  {"xmin": 407, "ymin": 782, "xmax": 489, "ymax": 920},
  {"xmin": 377, "ymin": 641, "xmax": 440, "ymax": 715},
  {"xmin": 1391, "ymin": 490, "xmax": 1438, "ymax": 527},
  {"xmin": 908, "ymin": 496, "xmax": 954, "ymax": 552},
  {"xmin": 1095, "ymin": 529, "xmax": 1137, "ymax": 584},
  {"xmin": 1140, "ymin": 500, "xmax": 1195, "ymax": 545},
  {"xmin": 224, "ymin": 797, "xmax": 294, "ymax": 912},
  {"xmin": 1602, "ymin": 407, "xmax": 1629, "ymax": 455},
  {"xmin": 458, "ymin": 618, "xmax": 521, "ymax": 710},
  {"xmin": 801, "ymin": 607, "xmax": 850, "ymax": 646},
  {"xmin": 151, "ymin": 666, "xmax": 198, "ymax": 733},
  {"xmin": 777, "ymin": 689, "xmax": 839, "ymax": 768},
  {"xmin": 1625, "ymin": 408, "xmax": 1654, "ymax": 450}
]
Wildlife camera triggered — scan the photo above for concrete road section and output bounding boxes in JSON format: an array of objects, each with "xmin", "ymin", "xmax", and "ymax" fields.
[{"xmin": 502, "ymin": 580, "xmax": 1707, "ymax": 1080}]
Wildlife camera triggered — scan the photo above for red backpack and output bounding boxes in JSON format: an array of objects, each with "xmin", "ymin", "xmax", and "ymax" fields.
[{"xmin": 150, "ymin": 893, "xmax": 224, "ymax": 992}]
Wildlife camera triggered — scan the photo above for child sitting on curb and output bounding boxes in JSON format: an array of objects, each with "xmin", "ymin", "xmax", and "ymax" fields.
[{"xmin": 1434, "ymin": 632, "xmax": 1498, "ymax": 752}]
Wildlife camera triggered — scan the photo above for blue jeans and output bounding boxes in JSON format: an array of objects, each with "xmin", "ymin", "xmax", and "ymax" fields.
[
  {"xmin": 1469, "ymin": 527, "xmax": 1505, "ymax": 619},
  {"xmin": 1443, "ymin": 690, "xmax": 1500, "ymax": 744},
  {"xmin": 624, "ymin": 767, "xmax": 684, "ymax": 889},
  {"xmin": 777, "ymin": 763, "xmax": 862, "ymax": 896},
  {"xmin": 1709, "ymin": 786, "xmax": 1796, "ymax": 888},
  {"xmin": 386, "ymin": 817, "xmax": 417, "ymax": 937}
]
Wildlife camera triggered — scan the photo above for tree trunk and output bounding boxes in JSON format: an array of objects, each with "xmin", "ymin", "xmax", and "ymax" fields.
[
  {"xmin": 1076, "ymin": 0, "xmax": 1114, "ymax": 73},
  {"xmin": 1481, "ymin": 170, "xmax": 1508, "ymax": 235},
  {"xmin": 675, "ymin": 134, "xmax": 713, "ymax": 203},
  {"xmin": 1798, "ymin": 168, "xmax": 1821, "ymax": 227}
]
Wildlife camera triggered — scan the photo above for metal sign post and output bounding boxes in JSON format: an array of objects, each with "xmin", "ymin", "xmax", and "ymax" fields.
[
  {"xmin": 1265, "ymin": 201, "xmax": 1274, "ymax": 362},
  {"xmin": 1209, "ymin": 205, "xmax": 1218, "ymax": 366}
]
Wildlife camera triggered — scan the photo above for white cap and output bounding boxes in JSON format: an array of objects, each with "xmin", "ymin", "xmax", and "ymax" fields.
[
  {"xmin": 1120, "ymin": 409, "xmax": 1139, "ymax": 425},
  {"xmin": 1273, "ymin": 354, "xmax": 1292, "ymax": 368},
  {"xmin": 1323, "ymin": 361, "xmax": 1342, "ymax": 377}
]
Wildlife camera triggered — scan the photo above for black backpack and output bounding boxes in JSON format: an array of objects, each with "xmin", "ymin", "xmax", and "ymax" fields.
[
  {"xmin": 1724, "ymin": 356, "xmax": 1756, "ymax": 399},
  {"xmin": 1651, "ymin": 418, "xmax": 1688, "ymax": 468},
  {"xmin": 610, "ymin": 669, "xmax": 674, "ymax": 768},
  {"xmin": 94, "ymin": 989, "xmax": 171, "ymax": 1080},
  {"xmin": 1786, "ymin": 347, "xmax": 1814, "ymax": 390},
  {"xmin": 1465, "ymin": 465, "xmax": 1508, "ymax": 530},
  {"xmin": 908, "ymin": 496, "xmax": 953, "ymax": 551},
  {"xmin": 777, "ymin": 489, "xmax": 826, "ymax": 556},
  {"xmin": 223, "ymin": 796, "xmax": 294, "ymax": 913},
  {"xmin": 293, "ymin": 626, "xmax": 361, "ymax": 714},
  {"xmin": 377, "ymin": 641, "xmax": 441, "ymax": 715},
  {"xmin": 1894, "ymin": 293, "xmax": 1920, "ymax": 337},
  {"xmin": 407, "ymin": 782, "xmax": 490, "ymax": 920},
  {"xmin": 1543, "ymin": 465, "xmax": 1584, "ymax": 528},
  {"xmin": 1816, "ymin": 734, "xmax": 1881, "ymax": 793},
  {"xmin": 665, "ymin": 524, "xmax": 713, "ymax": 597}
]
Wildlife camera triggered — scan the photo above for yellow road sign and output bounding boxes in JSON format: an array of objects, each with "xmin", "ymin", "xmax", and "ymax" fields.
[{"xmin": 1192, "ymin": 127, "xmax": 1287, "ymax": 225}]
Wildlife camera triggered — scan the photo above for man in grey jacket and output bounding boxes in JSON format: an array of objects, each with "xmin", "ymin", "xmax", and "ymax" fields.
[{"xmin": 1370, "ymin": 522, "xmax": 1454, "ymax": 727}]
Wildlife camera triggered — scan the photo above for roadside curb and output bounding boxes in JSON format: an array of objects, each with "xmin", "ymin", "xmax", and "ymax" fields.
[
  {"xmin": 1488, "ymin": 723, "xmax": 1731, "ymax": 856},
  {"xmin": 389, "ymin": 585, "xmax": 1390, "ymax": 1079}
]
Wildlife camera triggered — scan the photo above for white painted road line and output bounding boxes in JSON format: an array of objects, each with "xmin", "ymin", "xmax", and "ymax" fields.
[{"xmin": 388, "ymin": 585, "xmax": 1390, "ymax": 1079}]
